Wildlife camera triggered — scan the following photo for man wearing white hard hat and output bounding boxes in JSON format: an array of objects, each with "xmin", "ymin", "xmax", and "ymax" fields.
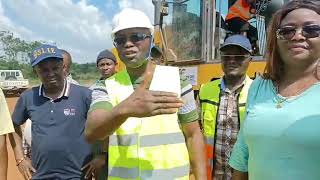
[{"xmin": 85, "ymin": 8, "xmax": 206, "ymax": 180}]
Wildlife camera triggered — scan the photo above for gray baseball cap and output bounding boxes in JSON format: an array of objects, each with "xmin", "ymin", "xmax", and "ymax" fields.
[
  {"xmin": 220, "ymin": 35, "xmax": 252, "ymax": 53},
  {"xmin": 96, "ymin": 49, "xmax": 116, "ymax": 65}
]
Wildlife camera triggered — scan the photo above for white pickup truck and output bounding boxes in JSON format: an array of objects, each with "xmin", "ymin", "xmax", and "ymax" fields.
[{"xmin": 0, "ymin": 70, "xmax": 29, "ymax": 95}]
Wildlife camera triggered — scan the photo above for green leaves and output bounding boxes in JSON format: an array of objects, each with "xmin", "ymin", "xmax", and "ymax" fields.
[{"xmin": 0, "ymin": 30, "xmax": 42, "ymax": 63}]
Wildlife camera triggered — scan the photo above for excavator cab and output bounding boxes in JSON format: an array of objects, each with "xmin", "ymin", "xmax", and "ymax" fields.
[{"xmin": 152, "ymin": 0, "xmax": 285, "ymax": 89}]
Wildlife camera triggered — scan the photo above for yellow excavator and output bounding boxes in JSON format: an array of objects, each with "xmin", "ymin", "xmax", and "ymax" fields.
[{"xmin": 115, "ymin": 0, "xmax": 285, "ymax": 92}]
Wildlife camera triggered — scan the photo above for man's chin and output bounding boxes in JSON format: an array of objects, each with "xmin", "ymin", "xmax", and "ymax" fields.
[
  {"xmin": 225, "ymin": 72, "xmax": 243, "ymax": 78},
  {"xmin": 44, "ymin": 81, "xmax": 62, "ymax": 88},
  {"xmin": 125, "ymin": 59, "xmax": 147, "ymax": 69},
  {"xmin": 124, "ymin": 53, "xmax": 137, "ymax": 59}
]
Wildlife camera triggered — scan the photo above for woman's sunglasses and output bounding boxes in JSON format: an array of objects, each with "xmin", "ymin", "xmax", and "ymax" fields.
[
  {"xmin": 114, "ymin": 33, "xmax": 151, "ymax": 47},
  {"xmin": 276, "ymin": 24, "xmax": 320, "ymax": 40}
]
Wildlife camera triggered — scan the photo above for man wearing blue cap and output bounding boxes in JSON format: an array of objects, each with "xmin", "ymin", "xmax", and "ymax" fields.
[
  {"xmin": 9, "ymin": 44, "xmax": 94, "ymax": 180},
  {"xmin": 199, "ymin": 35, "xmax": 253, "ymax": 180}
]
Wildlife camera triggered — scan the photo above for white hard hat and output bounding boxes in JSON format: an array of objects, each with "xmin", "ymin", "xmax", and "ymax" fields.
[{"xmin": 111, "ymin": 8, "xmax": 154, "ymax": 38}]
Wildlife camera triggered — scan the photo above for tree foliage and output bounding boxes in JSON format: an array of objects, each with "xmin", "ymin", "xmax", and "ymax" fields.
[
  {"xmin": 0, "ymin": 30, "xmax": 100, "ymax": 85},
  {"xmin": 0, "ymin": 31, "xmax": 42, "ymax": 62}
]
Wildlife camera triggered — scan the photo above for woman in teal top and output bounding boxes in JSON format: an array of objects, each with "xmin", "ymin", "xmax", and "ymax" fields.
[{"xmin": 229, "ymin": 1, "xmax": 320, "ymax": 179}]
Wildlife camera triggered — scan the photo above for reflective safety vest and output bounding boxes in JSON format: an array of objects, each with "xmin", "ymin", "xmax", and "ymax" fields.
[
  {"xmin": 104, "ymin": 65, "xmax": 190, "ymax": 180},
  {"xmin": 199, "ymin": 76, "xmax": 252, "ymax": 180},
  {"xmin": 226, "ymin": 0, "xmax": 252, "ymax": 21}
]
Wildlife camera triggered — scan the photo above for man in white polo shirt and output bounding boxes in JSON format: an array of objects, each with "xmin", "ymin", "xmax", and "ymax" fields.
[{"xmin": 0, "ymin": 88, "xmax": 15, "ymax": 179}]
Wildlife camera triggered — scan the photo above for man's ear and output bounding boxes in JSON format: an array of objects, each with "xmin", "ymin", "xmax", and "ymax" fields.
[
  {"xmin": 62, "ymin": 63, "xmax": 68, "ymax": 76},
  {"xmin": 62, "ymin": 63, "xmax": 67, "ymax": 70},
  {"xmin": 33, "ymin": 68, "xmax": 38, "ymax": 77}
]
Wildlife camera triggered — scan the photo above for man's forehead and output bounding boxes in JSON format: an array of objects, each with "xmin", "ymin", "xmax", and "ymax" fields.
[
  {"xmin": 36, "ymin": 58, "xmax": 63, "ymax": 67},
  {"xmin": 115, "ymin": 27, "xmax": 150, "ymax": 35},
  {"xmin": 98, "ymin": 58, "xmax": 115, "ymax": 64}
]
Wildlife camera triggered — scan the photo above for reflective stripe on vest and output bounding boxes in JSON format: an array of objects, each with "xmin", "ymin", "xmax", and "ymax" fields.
[
  {"xmin": 199, "ymin": 76, "xmax": 253, "ymax": 180},
  {"xmin": 226, "ymin": 0, "xmax": 252, "ymax": 21},
  {"xmin": 105, "ymin": 65, "xmax": 190, "ymax": 180},
  {"xmin": 109, "ymin": 132, "xmax": 186, "ymax": 147},
  {"xmin": 109, "ymin": 165, "xmax": 190, "ymax": 180}
]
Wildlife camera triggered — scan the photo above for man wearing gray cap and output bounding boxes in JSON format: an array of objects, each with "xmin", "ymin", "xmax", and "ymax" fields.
[
  {"xmin": 90, "ymin": 49, "xmax": 117, "ymax": 103},
  {"xmin": 96, "ymin": 49, "xmax": 117, "ymax": 81},
  {"xmin": 90, "ymin": 49, "xmax": 118, "ymax": 119},
  {"xmin": 88, "ymin": 49, "xmax": 117, "ymax": 180},
  {"xmin": 199, "ymin": 35, "xmax": 253, "ymax": 180}
]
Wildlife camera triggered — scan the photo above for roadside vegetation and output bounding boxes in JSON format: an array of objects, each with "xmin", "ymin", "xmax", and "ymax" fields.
[{"xmin": 0, "ymin": 30, "xmax": 99, "ymax": 87}]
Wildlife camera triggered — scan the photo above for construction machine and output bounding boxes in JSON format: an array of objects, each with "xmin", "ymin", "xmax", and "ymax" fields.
[{"xmin": 151, "ymin": 0, "xmax": 285, "ymax": 92}]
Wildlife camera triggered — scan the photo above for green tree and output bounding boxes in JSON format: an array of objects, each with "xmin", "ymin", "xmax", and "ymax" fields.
[
  {"xmin": 0, "ymin": 31, "xmax": 41, "ymax": 63},
  {"xmin": 0, "ymin": 30, "xmax": 99, "ymax": 86}
]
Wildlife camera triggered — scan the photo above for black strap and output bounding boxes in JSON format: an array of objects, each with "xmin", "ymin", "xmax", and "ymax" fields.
[{"xmin": 200, "ymin": 99, "xmax": 219, "ymax": 106}]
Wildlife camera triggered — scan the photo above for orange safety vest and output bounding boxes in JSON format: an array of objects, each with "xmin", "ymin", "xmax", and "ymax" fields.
[{"xmin": 226, "ymin": 0, "xmax": 253, "ymax": 21}]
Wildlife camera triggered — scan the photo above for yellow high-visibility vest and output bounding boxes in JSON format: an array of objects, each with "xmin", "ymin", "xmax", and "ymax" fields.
[
  {"xmin": 199, "ymin": 76, "xmax": 252, "ymax": 179},
  {"xmin": 104, "ymin": 65, "xmax": 190, "ymax": 180}
]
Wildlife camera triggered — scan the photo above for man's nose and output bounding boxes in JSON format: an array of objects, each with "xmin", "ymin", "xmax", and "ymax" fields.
[
  {"xmin": 226, "ymin": 57, "xmax": 237, "ymax": 63},
  {"xmin": 47, "ymin": 69, "xmax": 55, "ymax": 77},
  {"xmin": 124, "ymin": 38, "xmax": 134, "ymax": 47},
  {"xmin": 102, "ymin": 65, "xmax": 109, "ymax": 69}
]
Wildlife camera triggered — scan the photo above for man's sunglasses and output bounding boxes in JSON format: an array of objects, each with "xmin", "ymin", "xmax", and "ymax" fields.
[
  {"xmin": 276, "ymin": 24, "xmax": 320, "ymax": 40},
  {"xmin": 114, "ymin": 33, "xmax": 151, "ymax": 46},
  {"xmin": 221, "ymin": 55, "xmax": 251, "ymax": 61}
]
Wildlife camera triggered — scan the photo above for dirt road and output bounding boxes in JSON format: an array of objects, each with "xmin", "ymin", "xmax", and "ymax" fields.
[{"xmin": 6, "ymin": 97, "xmax": 23, "ymax": 180}]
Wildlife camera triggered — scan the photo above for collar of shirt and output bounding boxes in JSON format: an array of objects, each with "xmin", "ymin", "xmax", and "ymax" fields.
[
  {"xmin": 220, "ymin": 76, "xmax": 249, "ymax": 94},
  {"xmin": 66, "ymin": 74, "xmax": 72, "ymax": 80},
  {"xmin": 39, "ymin": 79, "xmax": 70, "ymax": 101}
]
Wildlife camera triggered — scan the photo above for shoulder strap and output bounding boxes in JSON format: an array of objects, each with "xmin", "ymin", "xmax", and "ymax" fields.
[{"xmin": 139, "ymin": 61, "xmax": 156, "ymax": 90}]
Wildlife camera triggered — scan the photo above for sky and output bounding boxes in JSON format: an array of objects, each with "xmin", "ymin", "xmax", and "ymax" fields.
[
  {"xmin": 0, "ymin": 0, "xmax": 154, "ymax": 63},
  {"xmin": 0, "ymin": 0, "xmax": 229, "ymax": 64}
]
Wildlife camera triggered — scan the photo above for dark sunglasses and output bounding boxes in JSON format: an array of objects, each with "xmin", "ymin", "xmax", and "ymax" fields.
[
  {"xmin": 276, "ymin": 24, "xmax": 320, "ymax": 40},
  {"xmin": 221, "ymin": 55, "xmax": 251, "ymax": 62},
  {"xmin": 114, "ymin": 33, "xmax": 151, "ymax": 46}
]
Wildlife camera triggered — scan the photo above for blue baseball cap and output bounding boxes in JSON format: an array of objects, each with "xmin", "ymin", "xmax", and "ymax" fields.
[
  {"xmin": 220, "ymin": 35, "xmax": 252, "ymax": 53},
  {"xmin": 30, "ymin": 44, "xmax": 63, "ymax": 67}
]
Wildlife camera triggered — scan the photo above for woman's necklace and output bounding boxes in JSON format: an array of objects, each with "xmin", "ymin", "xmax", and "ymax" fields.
[
  {"xmin": 275, "ymin": 59, "xmax": 320, "ymax": 108},
  {"xmin": 275, "ymin": 85, "xmax": 289, "ymax": 109},
  {"xmin": 275, "ymin": 95, "xmax": 293, "ymax": 108},
  {"xmin": 274, "ymin": 77, "xmax": 318, "ymax": 108}
]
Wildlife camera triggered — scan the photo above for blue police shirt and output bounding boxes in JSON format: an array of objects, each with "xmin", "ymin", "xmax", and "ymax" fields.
[{"xmin": 12, "ymin": 81, "xmax": 92, "ymax": 180}]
